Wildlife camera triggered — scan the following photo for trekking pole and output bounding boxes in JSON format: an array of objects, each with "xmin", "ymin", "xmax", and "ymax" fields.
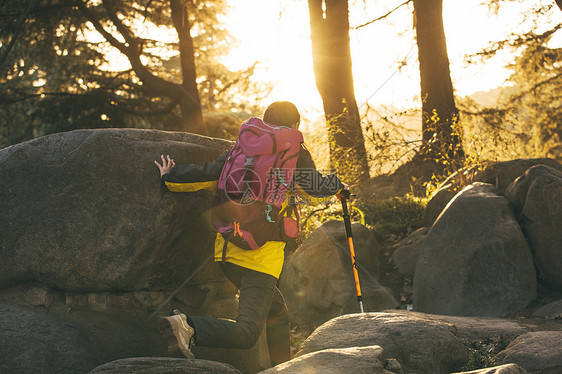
[{"xmin": 338, "ymin": 189, "xmax": 365, "ymax": 313}]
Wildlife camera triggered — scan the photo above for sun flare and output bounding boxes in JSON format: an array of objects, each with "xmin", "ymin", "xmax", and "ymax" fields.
[
  {"xmin": 222, "ymin": 1, "xmax": 321, "ymax": 116},
  {"xmin": 224, "ymin": 0, "xmax": 562, "ymax": 117}
]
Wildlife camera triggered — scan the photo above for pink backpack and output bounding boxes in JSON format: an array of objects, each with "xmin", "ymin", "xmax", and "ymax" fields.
[{"xmin": 212, "ymin": 118, "xmax": 303, "ymax": 252}]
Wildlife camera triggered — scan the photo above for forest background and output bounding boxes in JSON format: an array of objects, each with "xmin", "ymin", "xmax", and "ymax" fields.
[{"xmin": 1, "ymin": 0, "xmax": 561, "ymax": 188}]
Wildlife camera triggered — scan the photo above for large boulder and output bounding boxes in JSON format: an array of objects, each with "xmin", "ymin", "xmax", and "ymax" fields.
[
  {"xmin": 391, "ymin": 227, "xmax": 429, "ymax": 277},
  {"xmin": 0, "ymin": 128, "xmax": 230, "ymax": 292},
  {"xmin": 496, "ymin": 331, "xmax": 562, "ymax": 374},
  {"xmin": 422, "ymin": 158, "xmax": 562, "ymax": 227},
  {"xmin": 259, "ymin": 346, "xmax": 393, "ymax": 374},
  {"xmin": 451, "ymin": 363, "xmax": 528, "ymax": 374},
  {"xmin": 279, "ymin": 220, "xmax": 398, "ymax": 332},
  {"xmin": 532, "ymin": 299, "xmax": 562, "ymax": 318},
  {"xmin": 0, "ymin": 301, "xmax": 166, "ymax": 374},
  {"xmin": 422, "ymin": 187, "xmax": 459, "ymax": 228},
  {"xmin": 413, "ymin": 183, "xmax": 536, "ymax": 317},
  {"xmin": 0, "ymin": 129, "xmax": 273, "ymax": 374},
  {"xmin": 384, "ymin": 310, "xmax": 531, "ymax": 342},
  {"xmin": 296, "ymin": 312, "xmax": 470, "ymax": 374},
  {"xmin": 88, "ymin": 357, "xmax": 242, "ymax": 373},
  {"xmin": 0, "ymin": 280, "xmax": 269, "ymax": 374},
  {"xmin": 293, "ymin": 310, "xmax": 557, "ymax": 374},
  {"xmin": 505, "ymin": 165, "xmax": 562, "ymax": 289}
]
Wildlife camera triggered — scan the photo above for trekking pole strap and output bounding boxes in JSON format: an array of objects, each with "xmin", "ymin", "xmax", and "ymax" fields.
[
  {"xmin": 347, "ymin": 236, "xmax": 363, "ymax": 298},
  {"xmin": 146, "ymin": 250, "xmax": 215, "ymax": 321}
]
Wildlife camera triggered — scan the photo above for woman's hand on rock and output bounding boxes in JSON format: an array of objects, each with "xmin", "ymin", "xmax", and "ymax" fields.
[{"xmin": 154, "ymin": 154, "xmax": 175, "ymax": 177}]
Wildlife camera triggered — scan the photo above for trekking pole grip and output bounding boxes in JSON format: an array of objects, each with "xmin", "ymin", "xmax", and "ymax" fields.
[{"xmin": 338, "ymin": 188, "xmax": 351, "ymax": 199}]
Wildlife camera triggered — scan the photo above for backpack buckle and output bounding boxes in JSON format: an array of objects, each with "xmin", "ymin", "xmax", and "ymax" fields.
[
  {"xmin": 244, "ymin": 157, "xmax": 255, "ymax": 168},
  {"xmin": 233, "ymin": 221, "xmax": 242, "ymax": 237}
]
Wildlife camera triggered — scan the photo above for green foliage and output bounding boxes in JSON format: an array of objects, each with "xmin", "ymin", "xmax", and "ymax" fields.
[
  {"xmin": 459, "ymin": 1, "xmax": 562, "ymax": 163},
  {"xmin": 500, "ymin": 33, "xmax": 561, "ymax": 159},
  {"xmin": 0, "ymin": 0, "xmax": 267, "ymax": 148},
  {"xmin": 0, "ymin": 0, "xmax": 120, "ymax": 146},
  {"xmin": 362, "ymin": 104, "xmax": 421, "ymax": 176},
  {"xmin": 359, "ymin": 1, "xmax": 561, "ymax": 198},
  {"xmin": 459, "ymin": 27, "xmax": 562, "ymax": 163},
  {"xmin": 324, "ymin": 106, "xmax": 370, "ymax": 184},
  {"xmin": 355, "ymin": 195, "xmax": 425, "ymax": 243},
  {"xmin": 299, "ymin": 194, "xmax": 425, "ymax": 244},
  {"xmin": 455, "ymin": 336, "xmax": 517, "ymax": 372},
  {"xmin": 362, "ymin": 103, "xmax": 488, "ymax": 198},
  {"xmin": 299, "ymin": 199, "xmax": 351, "ymax": 239}
]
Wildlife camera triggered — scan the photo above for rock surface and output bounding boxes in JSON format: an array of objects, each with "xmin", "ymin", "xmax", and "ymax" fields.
[
  {"xmin": 259, "ymin": 345, "xmax": 393, "ymax": 374},
  {"xmin": 0, "ymin": 301, "xmax": 166, "ymax": 374},
  {"xmin": 496, "ymin": 331, "xmax": 562, "ymax": 374},
  {"xmin": 391, "ymin": 227, "xmax": 429, "ymax": 277},
  {"xmin": 88, "ymin": 357, "xmax": 242, "ymax": 373},
  {"xmin": 0, "ymin": 129, "xmax": 230, "ymax": 292},
  {"xmin": 260, "ymin": 309, "xmax": 562, "ymax": 374},
  {"xmin": 279, "ymin": 220, "xmax": 398, "ymax": 332},
  {"xmin": 422, "ymin": 158, "xmax": 562, "ymax": 226},
  {"xmin": 297, "ymin": 312, "xmax": 470, "ymax": 374},
  {"xmin": 386, "ymin": 310, "xmax": 531, "ymax": 341},
  {"xmin": 451, "ymin": 363, "xmax": 528, "ymax": 374},
  {"xmin": 532, "ymin": 299, "xmax": 562, "ymax": 318},
  {"xmin": 422, "ymin": 187, "xmax": 459, "ymax": 228},
  {"xmin": 2, "ymin": 130, "xmax": 561, "ymax": 374},
  {"xmin": 0, "ymin": 129, "xmax": 272, "ymax": 374},
  {"xmin": 413, "ymin": 183, "xmax": 536, "ymax": 317},
  {"xmin": 505, "ymin": 165, "xmax": 562, "ymax": 289}
]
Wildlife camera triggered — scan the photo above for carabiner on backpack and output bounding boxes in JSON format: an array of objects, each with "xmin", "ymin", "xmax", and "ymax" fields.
[{"xmin": 265, "ymin": 204, "xmax": 276, "ymax": 223}]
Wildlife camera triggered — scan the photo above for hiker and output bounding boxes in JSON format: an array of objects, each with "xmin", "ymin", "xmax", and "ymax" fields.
[{"xmin": 154, "ymin": 101, "xmax": 346, "ymax": 366}]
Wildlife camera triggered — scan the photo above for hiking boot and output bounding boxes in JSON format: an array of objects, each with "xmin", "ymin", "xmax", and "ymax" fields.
[{"xmin": 158, "ymin": 310, "xmax": 195, "ymax": 359}]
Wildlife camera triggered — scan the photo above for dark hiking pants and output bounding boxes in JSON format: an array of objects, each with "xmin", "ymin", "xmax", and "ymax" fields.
[{"xmin": 188, "ymin": 262, "xmax": 291, "ymax": 366}]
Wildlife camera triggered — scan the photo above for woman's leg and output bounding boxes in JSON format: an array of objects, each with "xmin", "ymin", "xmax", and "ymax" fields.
[
  {"xmin": 266, "ymin": 285, "xmax": 291, "ymax": 366},
  {"xmin": 221, "ymin": 263, "xmax": 291, "ymax": 365},
  {"xmin": 189, "ymin": 263, "xmax": 277, "ymax": 349}
]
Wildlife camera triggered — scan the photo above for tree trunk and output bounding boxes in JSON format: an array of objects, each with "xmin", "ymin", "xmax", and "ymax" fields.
[
  {"xmin": 78, "ymin": 0, "xmax": 207, "ymax": 135},
  {"xmin": 170, "ymin": 0, "xmax": 207, "ymax": 135},
  {"xmin": 308, "ymin": 0, "xmax": 369, "ymax": 183},
  {"xmin": 414, "ymin": 0, "xmax": 463, "ymax": 163}
]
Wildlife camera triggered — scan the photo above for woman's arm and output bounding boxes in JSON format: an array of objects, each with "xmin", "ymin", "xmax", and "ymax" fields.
[
  {"xmin": 155, "ymin": 149, "xmax": 229, "ymax": 193},
  {"xmin": 294, "ymin": 146, "xmax": 346, "ymax": 203}
]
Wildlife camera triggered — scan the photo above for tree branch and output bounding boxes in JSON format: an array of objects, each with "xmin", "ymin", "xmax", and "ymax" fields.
[
  {"xmin": 0, "ymin": 1, "xmax": 75, "ymax": 18},
  {"xmin": 1, "ymin": 90, "xmax": 105, "ymax": 104},
  {"xmin": 459, "ymin": 107, "xmax": 507, "ymax": 117},
  {"xmin": 472, "ymin": 24, "xmax": 562, "ymax": 60},
  {"xmin": 352, "ymin": 0, "xmax": 412, "ymax": 29},
  {"xmin": 509, "ymin": 71, "xmax": 562, "ymax": 101},
  {"xmin": 76, "ymin": 0, "xmax": 130, "ymax": 55},
  {"xmin": 121, "ymin": 96, "xmax": 180, "ymax": 116},
  {"xmin": 77, "ymin": 0, "xmax": 183, "ymax": 100},
  {"xmin": 0, "ymin": 0, "xmax": 41, "ymax": 67},
  {"xmin": 102, "ymin": 0, "xmax": 138, "ymax": 49}
]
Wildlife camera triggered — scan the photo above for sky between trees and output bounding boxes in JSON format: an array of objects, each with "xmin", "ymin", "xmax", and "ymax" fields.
[{"xmin": 222, "ymin": 0, "xmax": 562, "ymax": 119}]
